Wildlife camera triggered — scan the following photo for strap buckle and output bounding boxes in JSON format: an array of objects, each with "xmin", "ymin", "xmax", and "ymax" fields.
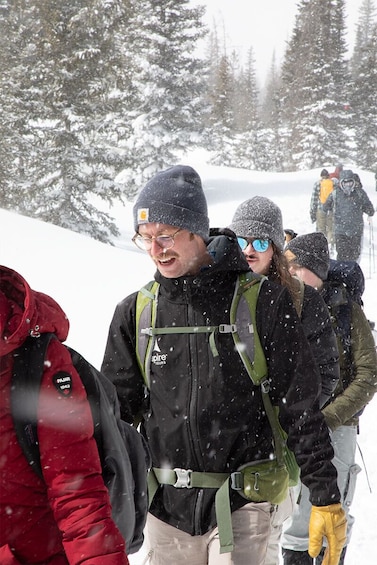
[
  {"xmin": 219, "ymin": 324, "xmax": 237, "ymax": 334},
  {"xmin": 173, "ymin": 468, "xmax": 193, "ymax": 488},
  {"xmin": 230, "ymin": 471, "xmax": 243, "ymax": 491},
  {"xmin": 261, "ymin": 378, "xmax": 270, "ymax": 394}
]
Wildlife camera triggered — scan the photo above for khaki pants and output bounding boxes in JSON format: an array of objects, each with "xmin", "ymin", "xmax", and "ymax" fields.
[
  {"xmin": 316, "ymin": 208, "xmax": 334, "ymax": 245},
  {"xmin": 264, "ymin": 489, "xmax": 296, "ymax": 565},
  {"xmin": 143, "ymin": 501, "xmax": 274, "ymax": 565}
]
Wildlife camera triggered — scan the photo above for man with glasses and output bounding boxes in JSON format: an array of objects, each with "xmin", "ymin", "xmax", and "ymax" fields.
[
  {"xmin": 102, "ymin": 165, "xmax": 346, "ymax": 565},
  {"xmin": 323, "ymin": 169, "xmax": 374, "ymax": 262}
]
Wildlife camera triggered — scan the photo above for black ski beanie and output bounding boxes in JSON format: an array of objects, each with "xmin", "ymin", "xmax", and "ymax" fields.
[
  {"xmin": 285, "ymin": 232, "xmax": 330, "ymax": 280},
  {"xmin": 133, "ymin": 165, "xmax": 210, "ymax": 240},
  {"xmin": 228, "ymin": 196, "xmax": 285, "ymax": 251}
]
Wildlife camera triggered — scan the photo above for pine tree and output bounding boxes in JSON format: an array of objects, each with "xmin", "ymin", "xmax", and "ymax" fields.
[
  {"xmin": 225, "ymin": 49, "xmax": 271, "ymax": 171},
  {"xmin": 280, "ymin": 0, "xmax": 351, "ymax": 170},
  {"xmin": 259, "ymin": 52, "xmax": 286, "ymax": 171},
  {"xmin": 233, "ymin": 47, "xmax": 259, "ymax": 133},
  {"xmin": 351, "ymin": 20, "xmax": 377, "ymax": 169},
  {"xmin": 120, "ymin": 0, "xmax": 208, "ymax": 193},
  {"xmin": 205, "ymin": 52, "xmax": 236, "ymax": 166},
  {"xmin": 260, "ymin": 52, "xmax": 281, "ymax": 128},
  {"xmin": 204, "ymin": 41, "xmax": 261, "ymax": 169},
  {"xmin": 0, "ymin": 0, "xmax": 138, "ymax": 243},
  {"xmin": 202, "ymin": 22, "xmax": 222, "ymax": 131},
  {"xmin": 351, "ymin": 0, "xmax": 377, "ymax": 78},
  {"xmin": 0, "ymin": 0, "xmax": 39, "ymax": 212},
  {"xmin": 201, "ymin": 24, "xmax": 235, "ymax": 164}
]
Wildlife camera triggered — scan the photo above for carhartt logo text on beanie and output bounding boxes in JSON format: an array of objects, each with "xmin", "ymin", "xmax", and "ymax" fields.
[{"xmin": 137, "ymin": 208, "xmax": 150, "ymax": 224}]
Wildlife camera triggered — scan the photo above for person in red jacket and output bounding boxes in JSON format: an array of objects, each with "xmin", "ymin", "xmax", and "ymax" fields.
[
  {"xmin": 0, "ymin": 265, "xmax": 129, "ymax": 565},
  {"xmin": 329, "ymin": 164, "xmax": 343, "ymax": 182}
]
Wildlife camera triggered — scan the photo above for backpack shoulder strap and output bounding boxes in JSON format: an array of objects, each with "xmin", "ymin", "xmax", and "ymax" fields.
[
  {"xmin": 67, "ymin": 346, "xmax": 103, "ymax": 454},
  {"xmin": 11, "ymin": 333, "xmax": 55, "ymax": 478},
  {"xmin": 230, "ymin": 272, "xmax": 268, "ymax": 385},
  {"xmin": 327, "ymin": 286, "xmax": 354, "ymax": 376},
  {"xmin": 231, "ymin": 272, "xmax": 290, "ymax": 469},
  {"xmin": 135, "ymin": 281, "xmax": 160, "ymax": 387}
]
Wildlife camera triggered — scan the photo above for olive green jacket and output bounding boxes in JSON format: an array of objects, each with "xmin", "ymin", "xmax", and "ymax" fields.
[{"xmin": 322, "ymin": 298, "xmax": 377, "ymax": 431}]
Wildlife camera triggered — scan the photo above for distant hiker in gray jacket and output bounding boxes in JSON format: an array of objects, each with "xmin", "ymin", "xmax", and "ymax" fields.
[{"xmin": 323, "ymin": 169, "xmax": 374, "ymax": 262}]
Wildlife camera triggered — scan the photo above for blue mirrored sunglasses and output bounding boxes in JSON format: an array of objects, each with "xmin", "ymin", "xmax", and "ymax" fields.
[{"xmin": 237, "ymin": 237, "xmax": 270, "ymax": 252}]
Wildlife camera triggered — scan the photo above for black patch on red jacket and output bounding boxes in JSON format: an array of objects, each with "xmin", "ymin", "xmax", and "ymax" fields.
[{"xmin": 53, "ymin": 372, "xmax": 73, "ymax": 396}]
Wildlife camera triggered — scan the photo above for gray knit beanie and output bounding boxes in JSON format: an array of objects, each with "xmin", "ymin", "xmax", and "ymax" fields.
[
  {"xmin": 285, "ymin": 232, "xmax": 330, "ymax": 280},
  {"xmin": 133, "ymin": 165, "xmax": 210, "ymax": 240},
  {"xmin": 228, "ymin": 196, "xmax": 285, "ymax": 251}
]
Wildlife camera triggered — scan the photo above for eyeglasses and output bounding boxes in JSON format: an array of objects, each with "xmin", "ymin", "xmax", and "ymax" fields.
[
  {"xmin": 132, "ymin": 228, "xmax": 182, "ymax": 251},
  {"xmin": 237, "ymin": 237, "xmax": 270, "ymax": 253}
]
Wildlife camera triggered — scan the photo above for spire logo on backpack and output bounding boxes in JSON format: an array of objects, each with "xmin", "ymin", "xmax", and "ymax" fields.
[{"xmin": 151, "ymin": 339, "xmax": 168, "ymax": 367}]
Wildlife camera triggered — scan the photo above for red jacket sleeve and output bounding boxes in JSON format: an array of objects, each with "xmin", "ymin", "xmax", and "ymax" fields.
[
  {"xmin": 37, "ymin": 339, "xmax": 129, "ymax": 565},
  {"xmin": 0, "ymin": 544, "xmax": 23, "ymax": 565}
]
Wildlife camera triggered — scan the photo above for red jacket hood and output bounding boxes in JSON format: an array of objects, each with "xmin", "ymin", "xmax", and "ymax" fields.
[{"xmin": 0, "ymin": 265, "xmax": 69, "ymax": 356}]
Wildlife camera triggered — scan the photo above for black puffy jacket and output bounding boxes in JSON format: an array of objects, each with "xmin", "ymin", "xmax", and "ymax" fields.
[
  {"xmin": 299, "ymin": 283, "xmax": 339, "ymax": 406},
  {"xmin": 102, "ymin": 232, "xmax": 340, "ymax": 536}
]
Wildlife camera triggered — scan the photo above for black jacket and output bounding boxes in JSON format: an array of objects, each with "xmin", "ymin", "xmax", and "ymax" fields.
[
  {"xmin": 299, "ymin": 284, "xmax": 339, "ymax": 407},
  {"xmin": 102, "ymin": 232, "xmax": 340, "ymax": 536}
]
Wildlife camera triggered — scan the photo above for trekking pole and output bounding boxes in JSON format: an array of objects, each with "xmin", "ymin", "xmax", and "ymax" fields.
[{"xmin": 357, "ymin": 442, "xmax": 373, "ymax": 494}]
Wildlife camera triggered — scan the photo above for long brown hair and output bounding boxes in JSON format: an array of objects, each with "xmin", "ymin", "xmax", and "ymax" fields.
[{"xmin": 268, "ymin": 243, "xmax": 303, "ymax": 316}]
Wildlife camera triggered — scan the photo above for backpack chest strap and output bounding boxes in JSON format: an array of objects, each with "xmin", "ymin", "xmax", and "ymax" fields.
[
  {"xmin": 141, "ymin": 324, "xmax": 238, "ymax": 359},
  {"xmin": 141, "ymin": 324, "xmax": 236, "ymax": 336}
]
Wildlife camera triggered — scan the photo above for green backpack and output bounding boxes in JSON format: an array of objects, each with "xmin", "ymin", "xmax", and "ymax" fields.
[{"xmin": 135, "ymin": 271, "xmax": 299, "ymax": 554}]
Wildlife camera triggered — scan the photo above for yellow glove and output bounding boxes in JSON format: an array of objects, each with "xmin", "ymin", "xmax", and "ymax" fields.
[{"xmin": 309, "ymin": 503, "xmax": 347, "ymax": 565}]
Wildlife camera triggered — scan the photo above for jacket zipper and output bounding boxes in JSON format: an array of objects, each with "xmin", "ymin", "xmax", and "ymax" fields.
[{"xmin": 183, "ymin": 279, "xmax": 207, "ymax": 534}]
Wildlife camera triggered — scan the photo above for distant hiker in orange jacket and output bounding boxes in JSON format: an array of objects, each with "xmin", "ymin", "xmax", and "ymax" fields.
[{"xmin": 310, "ymin": 169, "xmax": 335, "ymax": 246}]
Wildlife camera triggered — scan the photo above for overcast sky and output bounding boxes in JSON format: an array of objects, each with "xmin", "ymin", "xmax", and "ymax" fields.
[{"xmin": 196, "ymin": 0, "xmax": 363, "ymax": 83}]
